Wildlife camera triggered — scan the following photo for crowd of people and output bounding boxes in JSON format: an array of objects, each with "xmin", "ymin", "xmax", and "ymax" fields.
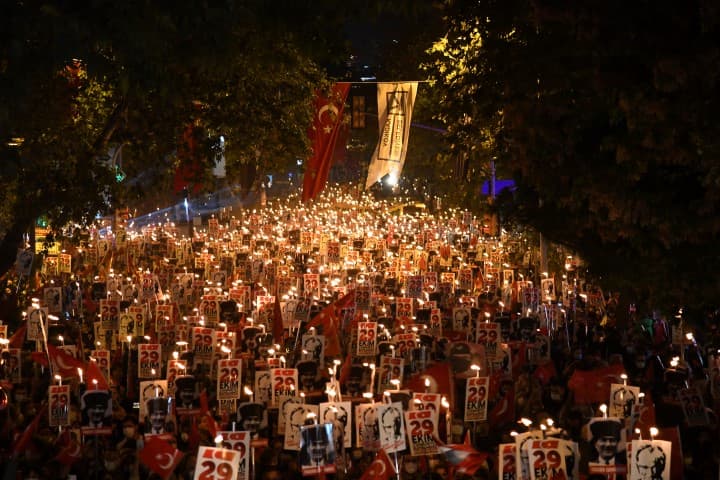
[{"xmin": 0, "ymin": 186, "xmax": 719, "ymax": 479}]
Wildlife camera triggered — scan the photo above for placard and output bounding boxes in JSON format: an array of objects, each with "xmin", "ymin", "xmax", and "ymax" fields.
[
  {"xmin": 217, "ymin": 431, "xmax": 250, "ymax": 480},
  {"xmin": 355, "ymin": 403, "xmax": 380, "ymax": 451},
  {"xmin": 357, "ymin": 321, "xmax": 377, "ymax": 356},
  {"xmin": 628, "ymin": 439, "xmax": 671, "ymax": 480},
  {"xmin": 377, "ymin": 356, "xmax": 404, "ymax": 394},
  {"xmin": 271, "ymin": 368, "xmax": 298, "ymax": 406},
  {"xmin": 498, "ymin": 443, "xmax": 517, "ymax": 480},
  {"xmin": 49, "ymin": 384, "xmax": 70, "ymax": 427},
  {"xmin": 193, "ymin": 446, "xmax": 241, "ymax": 480},
  {"xmin": 527, "ymin": 439, "xmax": 566, "ymax": 480},
  {"xmin": 464, "ymin": 376, "xmax": 489, "ymax": 422},
  {"xmin": 138, "ymin": 344, "xmax": 161, "ymax": 379},
  {"xmin": 283, "ymin": 403, "xmax": 318, "ymax": 451},
  {"xmin": 376, "ymin": 402, "xmax": 406, "ymax": 453},
  {"xmin": 217, "ymin": 358, "xmax": 242, "ymax": 400},
  {"xmin": 404, "ymin": 409, "xmax": 438, "ymax": 456},
  {"xmin": 299, "ymin": 423, "xmax": 337, "ymax": 476},
  {"xmin": 319, "ymin": 401, "xmax": 352, "ymax": 449}
]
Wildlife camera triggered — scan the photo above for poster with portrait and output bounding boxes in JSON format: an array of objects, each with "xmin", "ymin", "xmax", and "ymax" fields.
[
  {"xmin": 143, "ymin": 395, "xmax": 174, "ymax": 437},
  {"xmin": 217, "ymin": 431, "xmax": 250, "ymax": 480},
  {"xmin": 452, "ymin": 307, "xmax": 473, "ymax": 333},
  {"xmin": 377, "ymin": 356, "xmax": 404, "ymax": 394},
  {"xmin": 464, "ymin": 376, "xmax": 489, "ymax": 422},
  {"xmin": 193, "ymin": 447, "xmax": 241, "ymax": 480},
  {"xmin": 585, "ymin": 417, "xmax": 627, "ymax": 477},
  {"xmin": 271, "ymin": 368, "xmax": 298, "ymax": 407},
  {"xmin": 609, "ymin": 383, "xmax": 641, "ymax": 419},
  {"xmin": 49, "ymin": 384, "xmax": 70, "ymax": 427},
  {"xmin": 26, "ymin": 306, "xmax": 47, "ymax": 342},
  {"xmin": 301, "ymin": 334, "xmax": 325, "ymax": 367},
  {"xmin": 255, "ymin": 369, "xmax": 272, "ymax": 406},
  {"xmin": 217, "ymin": 358, "xmax": 241, "ymax": 401},
  {"xmin": 498, "ymin": 443, "xmax": 517, "ymax": 480},
  {"xmin": 404, "ymin": 409, "xmax": 438, "ymax": 456},
  {"xmin": 80, "ymin": 389, "xmax": 113, "ymax": 435},
  {"xmin": 319, "ymin": 401, "xmax": 352, "ymax": 449},
  {"xmin": 138, "ymin": 343, "xmax": 161, "ymax": 379},
  {"xmin": 355, "ymin": 403, "xmax": 380, "ymax": 451},
  {"xmin": 540, "ymin": 278, "xmax": 556, "ymax": 302},
  {"xmin": 91, "ymin": 349, "xmax": 111, "ymax": 380},
  {"xmin": 276, "ymin": 395, "xmax": 302, "ymax": 436},
  {"xmin": 527, "ymin": 439, "xmax": 567, "ymax": 480},
  {"xmin": 44, "ymin": 286, "xmax": 63, "ymax": 314},
  {"xmin": 429, "ymin": 308, "xmax": 442, "ymax": 337},
  {"xmin": 376, "ymin": 402, "xmax": 406, "ymax": 453},
  {"xmin": 678, "ymin": 387, "xmax": 709, "ymax": 427},
  {"xmin": 299, "ymin": 423, "xmax": 337, "ymax": 476},
  {"xmin": 139, "ymin": 380, "xmax": 168, "ymax": 421},
  {"xmin": 476, "ymin": 321, "xmax": 501, "ymax": 360},
  {"xmin": 628, "ymin": 439, "xmax": 671, "ymax": 480},
  {"xmin": 357, "ymin": 321, "xmax": 377, "ymax": 357},
  {"xmin": 515, "ymin": 431, "xmax": 542, "ymax": 480},
  {"xmin": 284, "ymin": 403, "xmax": 318, "ymax": 451}
]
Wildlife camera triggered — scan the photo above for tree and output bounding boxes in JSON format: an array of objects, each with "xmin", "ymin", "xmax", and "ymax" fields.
[
  {"xmin": 0, "ymin": 0, "xmax": 369, "ymax": 276},
  {"xmin": 424, "ymin": 0, "xmax": 720, "ymax": 311}
]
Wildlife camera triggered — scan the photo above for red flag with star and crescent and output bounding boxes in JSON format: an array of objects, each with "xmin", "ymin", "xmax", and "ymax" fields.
[
  {"xmin": 302, "ymin": 82, "xmax": 351, "ymax": 202},
  {"xmin": 139, "ymin": 435, "xmax": 184, "ymax": 480},
  {"xmin": 359, "ymin": 448, "xmax": 395, "ymax": 480}
]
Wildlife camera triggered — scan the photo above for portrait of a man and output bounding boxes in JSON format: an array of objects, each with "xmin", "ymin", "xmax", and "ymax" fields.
[
  {"xmin": 299, "ymin": 423, "xmax": 336, "ymax": 473},
  {"xmin": 377, "ymin": 402, "xmax": 406, "ymax": 452},
  {"xmin": 587, "ymin": 418, "xmax": 626, "ymax": 471},
  {"xmin": 237, "ymin": 401, "xmax": 266, "ymax": 438},
  {"xmin": 633, "ymin": 442, "xmax": 668, "ymax": 480},
  {"xmin": 81, "ymin": 390, "xmax": 112, "ymax": 430},
  {"xmin": 174, "ymin": 375, "xmax": 198, "ymax": 413},
  {"xmin": 145, "ymin": 396, "xmax": 172, "ymax": 435}
]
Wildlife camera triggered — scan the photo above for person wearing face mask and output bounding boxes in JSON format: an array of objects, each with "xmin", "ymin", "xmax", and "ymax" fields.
[{"xmin": 117, "ymin": 415, "xmax": 141, "ymax": 450}]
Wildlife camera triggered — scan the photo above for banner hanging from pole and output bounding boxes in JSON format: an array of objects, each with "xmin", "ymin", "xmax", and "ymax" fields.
[
  {"xmin": 302, "ymin": 82, "xmax": 351, "ymax": 202},
  {"xmin": 364, "ymin": 82, "xmax": 418, "ymax": 190}
]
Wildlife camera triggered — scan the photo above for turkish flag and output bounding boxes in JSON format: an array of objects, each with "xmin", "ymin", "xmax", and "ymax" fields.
[
  {"xmin": 84, "ymin": 359, "xmax": 110, "ymax": 390},
  {"xmin": 139, "ymin": 436, "xmax": 184, "ymax": 480},
  {"xmin": 302, "ymin": 82, "xmax": 351, "ymax": 202},
  {"xmin": 272, "ymin": 294, "xmax": 284, "ymax": 345},
  {"xmin": 306, "ymin": 291, "xmax": 354, "ymax": 357},
  {"xmin": 47, "ymin": 345, "xmax": 84, "ymax": 378},
  {"xmin": 405, "ymin": 361, "xmax": 455, "ymax": 406},
  {"xmin": 360, "ymin": 449, "xmax": 395, "ymax": 480},
  {"xmin": 8, "ymin": 325, "xmax": 27, "ymax": 348},
  {"xmin": 567, "ymin": 363, "xmax": 625, "ymax": 404},
  {"xmin": 54, "ymin": 429, "xmax": 82, "ymax": 466},
  {"xmin": 13, "ymin": 406, "xmax": 45, "ymax": 456}
]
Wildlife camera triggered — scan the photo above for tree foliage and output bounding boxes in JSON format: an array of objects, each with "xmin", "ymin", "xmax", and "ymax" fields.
[
  {"xmin": 0, "ymin": 0, "xmax": 379, "ymax": 275},
  {"xmin": 425, "ymin": 0, "xmax": 720, "ymax": 310}
]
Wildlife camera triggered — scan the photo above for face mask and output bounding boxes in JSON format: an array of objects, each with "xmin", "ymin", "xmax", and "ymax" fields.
[
  {"xmin": 404, "ymin": 463, "xmax": 418, "ymax": 474},
  {"xmin": 550, "ymin": 392, "xmax": 564, "ymax": 402},
  {"xmin": 635, "ymin": 361, "xmax": 646, "ymax": 369},
  {"xmin": 123, "ymin": 427, "xmax": 136, "ymax": 438}
]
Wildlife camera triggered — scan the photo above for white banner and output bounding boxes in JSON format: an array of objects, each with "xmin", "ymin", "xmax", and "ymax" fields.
[{"xmin": 365, "ymin": 82, "xmax": 419, "ymax": 189}]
